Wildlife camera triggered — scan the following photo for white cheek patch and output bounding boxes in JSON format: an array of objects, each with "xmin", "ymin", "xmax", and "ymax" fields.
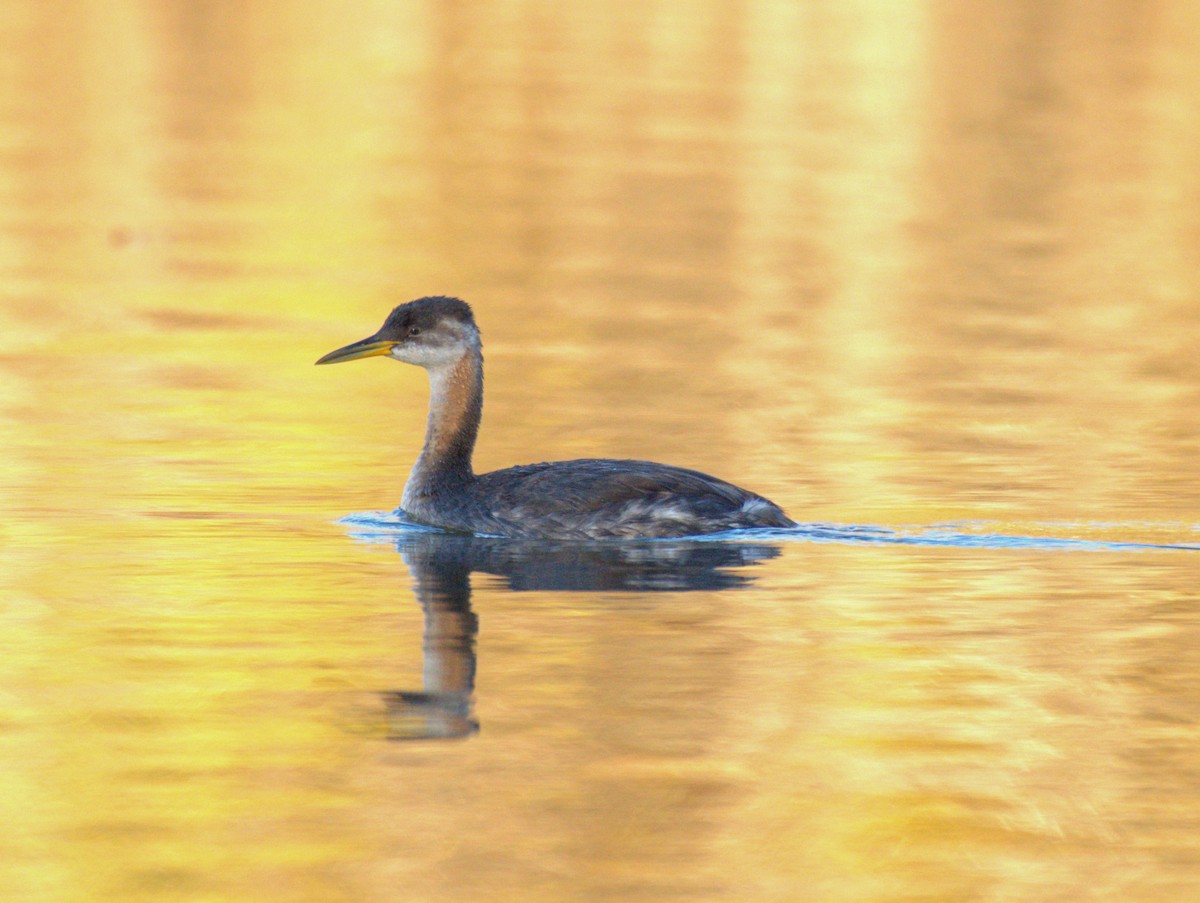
[
  {"xmin": 390, "ymin": 321, "xmax": 480, "ymax": 368},
  {"xmin": 393, "ymin": 344, "xmax": 444, "ymax": 367}
]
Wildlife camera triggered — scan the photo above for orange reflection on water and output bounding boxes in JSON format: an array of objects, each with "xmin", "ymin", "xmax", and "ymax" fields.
[{"xmin": 1, "ymin": 2, "xmax": 1199, "ymax": 902}]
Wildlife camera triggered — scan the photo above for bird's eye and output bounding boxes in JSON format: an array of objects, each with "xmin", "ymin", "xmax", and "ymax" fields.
[{"xmin": 408, "ymin": 326, "xmax": 421, "ymax": 337}]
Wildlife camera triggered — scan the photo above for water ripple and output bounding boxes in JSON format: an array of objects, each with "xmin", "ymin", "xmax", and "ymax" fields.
[{"xmin": 337, "ymin": 512, "xmax": 1200, "ymax": 552}]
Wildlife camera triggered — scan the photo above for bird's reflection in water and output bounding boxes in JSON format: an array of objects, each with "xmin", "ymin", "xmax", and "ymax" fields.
[{"xmin": 384, "ymin": 531, "xmax": 780, "ymax": 741}]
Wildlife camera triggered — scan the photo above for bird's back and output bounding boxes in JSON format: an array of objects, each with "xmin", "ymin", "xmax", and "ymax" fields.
[{"xmin": 444, "ymin": 458, "xmax": 792, "ymax": 539}]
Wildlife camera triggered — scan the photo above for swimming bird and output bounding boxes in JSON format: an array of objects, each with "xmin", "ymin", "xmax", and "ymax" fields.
[{"xmin": 316, "ymin": 296, "xmax": 792, "ymax": 539}]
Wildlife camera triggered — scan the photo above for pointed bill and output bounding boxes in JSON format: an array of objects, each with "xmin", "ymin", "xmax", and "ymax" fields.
[{"xmin": 315, "ymin": 336, "xmax": 398, "ymax": 365}]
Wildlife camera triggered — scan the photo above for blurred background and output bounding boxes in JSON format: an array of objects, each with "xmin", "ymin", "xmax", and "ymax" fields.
[
  {"xmin": 1, "ymin": 2, "xmax": 1199, "ymax": 902},
  {"xmin": 2, "ymin": 1, "xmax": 1199, "ymax": 526}
]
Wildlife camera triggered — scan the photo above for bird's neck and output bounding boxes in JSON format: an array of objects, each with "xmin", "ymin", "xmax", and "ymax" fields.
[{"xmin": 403, "ymin": 349, "xmax": 482, "ymax": 507}]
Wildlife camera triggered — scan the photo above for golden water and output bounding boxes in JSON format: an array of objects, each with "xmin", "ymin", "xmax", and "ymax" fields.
[{"xmin": 1, "ymin": 2, "xmax": 1199, "ymax": 901}]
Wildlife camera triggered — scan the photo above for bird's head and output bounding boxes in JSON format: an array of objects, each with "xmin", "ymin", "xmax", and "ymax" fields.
[{"xmin": 315, "ymin": 296, "xmax": 479, "ymax": 370}]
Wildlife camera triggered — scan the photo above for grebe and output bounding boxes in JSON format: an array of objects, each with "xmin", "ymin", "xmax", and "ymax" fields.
[{"xmin": 316, "ymin": 296, "xmax": 793, "ymax": 540}]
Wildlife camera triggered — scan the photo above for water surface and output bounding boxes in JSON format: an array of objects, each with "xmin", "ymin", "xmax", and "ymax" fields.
[{"xmin": 1, "ymin": 2, "xmax": 1199, "ymax": 901}]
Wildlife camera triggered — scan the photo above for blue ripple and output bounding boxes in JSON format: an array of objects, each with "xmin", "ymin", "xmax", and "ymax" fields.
[{"xmin": 335, "ymin": 511, "xmax": 1200, "ymax": 552}]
